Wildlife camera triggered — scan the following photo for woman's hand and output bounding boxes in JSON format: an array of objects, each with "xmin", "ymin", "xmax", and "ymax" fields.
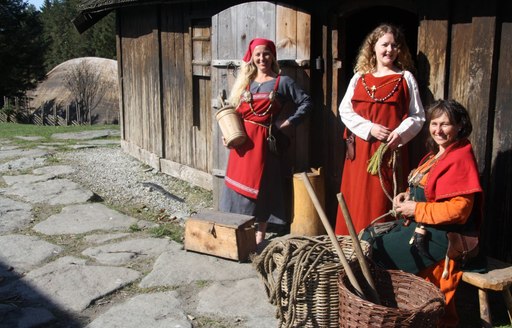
[
  {"xmin": 393, "ymin": 192, "xmax": 409, "ymax": 208},
  {"xmin": 276, "ymin": 119, "xmax": 291, "ymax": 130},
  {"xmin": 221, "ymin": 136, "xmax": 232, "ymax": 148},
  {"xmin": 370, "ymin": 124, "xmax": 391, "ymax": 141},
  {"xmin": 386, "ymin": 131, "xmax": 402, "ymax": 150},
  {"xmin": 394, "ymin": 199, "xmax": 417, "ymax": 218}
]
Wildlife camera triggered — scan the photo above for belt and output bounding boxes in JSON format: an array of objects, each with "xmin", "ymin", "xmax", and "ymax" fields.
[{"xmin": 244, "ymin": 119, "xmax": 270, "ymax": 129}]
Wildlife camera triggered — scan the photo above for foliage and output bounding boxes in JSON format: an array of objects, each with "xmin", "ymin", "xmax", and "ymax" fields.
[
  {"xmin": 0, "ymin": 102, "xmax": 15, "ymax": 115},
  {"xmin": 0, "ymin": 0, "xmax": 115, "ymax": 102},
  {"xmin": 367, "ymin": 142, "xmax": 389, "ymax": 175},
  {"xmin": 39, "ymin": 0, "xmax": 116, "ymax": 72},
  {"xmin": 63, "ymin": 58, "xmax": 108, "ymax": 124},
  {"xmin": 0, "ymin": 0, "xmax": 47, "ymax": 98}
]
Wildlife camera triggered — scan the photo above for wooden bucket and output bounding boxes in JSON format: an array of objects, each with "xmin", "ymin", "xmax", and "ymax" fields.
[
  {"xmin": 215, "ymin": 105, "xmax": 247, "ymax": 148},
  {"xmin": 291, "ymin": 167, "xmax": 326, "ymax": 236}
]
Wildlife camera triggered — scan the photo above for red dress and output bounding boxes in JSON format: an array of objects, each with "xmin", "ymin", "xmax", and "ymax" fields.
[
  {"xmin": 224, "ymin": 76, "xmax": 281, "ymax": 199},
  {"xmin": 335, "ymin": 73, "xmax": 410, "ymax": 235}
]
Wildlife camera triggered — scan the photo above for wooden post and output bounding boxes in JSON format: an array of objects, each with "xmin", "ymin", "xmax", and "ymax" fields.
[
  {"xmin": 479, "ymin": 289, "xmax": 492, "ymax": 328},
  {"xmin": 53, "ymin": 104, "xmax": 57, "ymax": 126},
  {"xmin": 41, "ymin": 103, "xmax": 45, "ymax": 126},
  {"xmin": 66, "ymin": 104, "xmax": 70, "ymax": 126}
]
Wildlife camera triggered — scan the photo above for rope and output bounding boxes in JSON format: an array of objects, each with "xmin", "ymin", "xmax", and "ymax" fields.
[
  {"xmin": 372, "ymin": 142, "xmax": 401, "ymax": 223},
  {"xmin": 253, "ymin": 236, "xmax": 360, "ymax": 328}
]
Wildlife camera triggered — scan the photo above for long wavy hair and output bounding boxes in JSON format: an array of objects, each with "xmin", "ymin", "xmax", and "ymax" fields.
[
  {"xmin": 354, "ymin": 23, "xmax": 415, "ymax": 74},
  {"xmin": 227, "ymin": 54, "xmax": 280, "ymax": 106},
  {"xmin": 425, "ymin": 99, "xmax": 473, "ymax": 152}
]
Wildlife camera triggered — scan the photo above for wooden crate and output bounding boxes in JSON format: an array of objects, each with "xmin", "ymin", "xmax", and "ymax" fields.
[{"xmin": 184, "ymin": 210, "xmax": 256, "ymax": 262}]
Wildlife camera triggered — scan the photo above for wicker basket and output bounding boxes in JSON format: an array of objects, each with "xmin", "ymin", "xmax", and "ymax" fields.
[
  {"xmin": 254, "ymin": 235, "xmax": 370, "ymax": 328},
  {"xmin": 338, "ymin": 262, "xmax": 445, "ymax": 328}
]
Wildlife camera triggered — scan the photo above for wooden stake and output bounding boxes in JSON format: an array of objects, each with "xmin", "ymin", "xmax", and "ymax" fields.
[
  {"xmin": 299, "ymin": 172, "xmax": 366, "ymax": 300},
  {"xmin": 337, "ymin": 192, "xmax": 381, "ymax": 305}
]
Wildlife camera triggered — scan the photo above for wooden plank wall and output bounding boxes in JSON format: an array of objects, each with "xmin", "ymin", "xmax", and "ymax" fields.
[
  {"xmin": 488, "ymin": 3, "xmax": 512, "ymax": 261},
  {"xmin": 317, "ymin": 19, "xmax": 342, "ymax": 222},
  {"xmin": 191, "ymin": 21, "xmax": 213, "ymax": 173},
  {"xmin": 449, "ymin": 17, "xmax": 495, "ymax": 177},
  {"xmin": 118, "ymin": 3, "xmax": 213, "ymax": 187},
  {"xmin": 160, "ymin": 4, "xmax": 193, "ymax": 167},
  {"xmin": 276, "ymin": 6, "xmax": 312, "ymax": 172},
  {"xmin": 418, "ymin": 0, "xmax": 511, "ymax": 260},
  {"xmin": 119, "ymin": 7, "xmax": 162, "ymax": 159}
]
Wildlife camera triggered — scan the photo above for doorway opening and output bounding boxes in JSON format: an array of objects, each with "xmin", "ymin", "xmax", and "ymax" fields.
[{"xmin": 339, "ymin": 6, "xmax": 419, "ymax": 86}]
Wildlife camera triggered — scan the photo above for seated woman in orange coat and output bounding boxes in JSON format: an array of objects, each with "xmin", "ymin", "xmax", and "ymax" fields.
[{"xmin": 366, "ymin": 99, "xmax": 485, "ymax": 327}]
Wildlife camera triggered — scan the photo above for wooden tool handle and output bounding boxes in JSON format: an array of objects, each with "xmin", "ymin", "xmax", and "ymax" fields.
[
  {"xmin": 338, "ymin": 192, "xmax": 381, "ymax": 305},
  {"xmin": 299, "ymin": 172, "xmax": 366, "ymax": 300}
]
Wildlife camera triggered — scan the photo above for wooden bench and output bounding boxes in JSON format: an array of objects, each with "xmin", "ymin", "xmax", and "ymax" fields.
[{"xmin": 462, "ymin": 257, "xmax": 512, "ymax": 327}]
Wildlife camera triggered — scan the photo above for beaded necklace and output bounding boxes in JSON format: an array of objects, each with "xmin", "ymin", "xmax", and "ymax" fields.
[
  {"xmin": 407, "ymin": 153, "xmax": 441, "ymax": 188},
  {"xmin": 361, "ymin": 72, "xmax": 404, "ymax": 102}
]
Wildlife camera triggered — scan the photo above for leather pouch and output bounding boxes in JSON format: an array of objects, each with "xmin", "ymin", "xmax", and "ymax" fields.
[
  {"xmin": 446, "ymin": 231, "xmax": 479, "ymax": 262},
  {"xmin": 345, "ymin": 133, "xmax": 355, "ymax": 160}
]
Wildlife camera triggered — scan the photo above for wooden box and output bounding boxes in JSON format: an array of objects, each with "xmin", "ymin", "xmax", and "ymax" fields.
[{"xmin": 184, "ymin": 210, "xmax": 256, "ymax": 262}]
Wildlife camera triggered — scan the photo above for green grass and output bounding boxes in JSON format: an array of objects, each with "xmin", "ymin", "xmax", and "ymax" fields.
[{"xmin": 0, "ymin": 122, "xmax": 119, "ymax": 143}]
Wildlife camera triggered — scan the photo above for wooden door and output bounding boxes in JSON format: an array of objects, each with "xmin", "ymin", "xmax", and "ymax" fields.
[{"xmin": 210, "ymin": 1, "xmax": 312, "ymax": 207}]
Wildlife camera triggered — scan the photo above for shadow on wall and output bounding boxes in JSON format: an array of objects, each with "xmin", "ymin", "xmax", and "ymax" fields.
[{"xmin": 486, "ymin": 149, "xmax": 512, "ymax": 262}]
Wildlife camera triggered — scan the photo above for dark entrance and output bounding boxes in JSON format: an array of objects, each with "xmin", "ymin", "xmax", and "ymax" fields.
[{"xmin": 338, "ymin": 6, "xmax": 419, "ymax": 87}]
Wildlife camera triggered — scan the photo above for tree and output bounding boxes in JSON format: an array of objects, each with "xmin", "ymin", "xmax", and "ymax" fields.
[
  {"xmin": 40, "ymin": 0, "xmax": 115, "ymax": 72},
  {"xmin": 63, "ymin": 58, "xmax": 107, "ymax": 125},
  {"xmin": 0, "ymin": 0, "xmax": 46, "ymax": 99}
]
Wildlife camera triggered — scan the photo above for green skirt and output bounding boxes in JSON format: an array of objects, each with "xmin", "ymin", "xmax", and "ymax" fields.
[{"xmin": 361, "ymin": 219, "xmax": 448, "ymax": 274}]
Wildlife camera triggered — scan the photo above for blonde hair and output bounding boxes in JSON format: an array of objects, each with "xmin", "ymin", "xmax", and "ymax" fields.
[
  {"xmin": 227, "ymin": 55, "xmax": 280, "ymax": 106},
  {"xmin": 354, "ymin": 24, "xmax": 415, "ymax": 74}
]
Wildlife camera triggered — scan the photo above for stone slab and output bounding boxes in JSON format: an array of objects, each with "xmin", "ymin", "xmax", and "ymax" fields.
[
  {"xmin": 0, "ymin": 196, "xmax": 32, "ymax": 234},
  {"xmin": 4, "ymin": 178, "xmax": 94, "ymax": 205},
  {"xmin": 33, "ymin": 203, "xmax": 140, "ymax": 235},
  {"xmin": 0, "ymin": 235, "xmax": 62, "ymax": 273},
  {"xmin": 86, "ymin": 292, "xmax": 191, "ymax": 328},
  {"xmin": 82, "ymin": 238, "xmax": 171, "ymax": 265},
  {"xmin": 139, "ymin": 241, "xmax": 256, "ymax": 288},
  {"xmin": 5, "ymin": 256, "xmax": 141, "ymax": 312}
]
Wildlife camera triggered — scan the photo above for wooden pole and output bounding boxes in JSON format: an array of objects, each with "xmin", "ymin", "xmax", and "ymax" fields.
[
  {"xmin": 299, "ymin": 172, "xmax": 367, "ymax": 300},
  {"xmin": 337, "ymin": 192, "xmax": 381, "ymax": 304}
]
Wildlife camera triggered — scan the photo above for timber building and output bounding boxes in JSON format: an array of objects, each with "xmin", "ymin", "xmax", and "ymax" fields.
[{"xmin": 74, "ymin": 0, "xmax": 512, "ymax": 261}]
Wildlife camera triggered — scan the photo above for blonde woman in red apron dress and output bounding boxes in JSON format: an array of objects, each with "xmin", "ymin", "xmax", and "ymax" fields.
[{"xmin": 220, "ymin": 38, "xmax": 313, "ymax": 246}]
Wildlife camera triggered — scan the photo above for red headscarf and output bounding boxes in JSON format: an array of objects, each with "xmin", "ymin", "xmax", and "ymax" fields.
[{"xmin": 242, "ymin": 38, "xmax": 277, "ymax": 63}]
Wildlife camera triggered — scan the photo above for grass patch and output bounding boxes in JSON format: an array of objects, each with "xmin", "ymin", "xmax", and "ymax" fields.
[
  {"xmin": 129, "ymin": 224, "xmax": 142, "ymax": 232},
  {"xmin": 0, "ymin": 122, "xmax": 119, "ymax": 148},
  {"xmin": 149, "ymin": 223, "xmax": 184, "ymax": 242}
]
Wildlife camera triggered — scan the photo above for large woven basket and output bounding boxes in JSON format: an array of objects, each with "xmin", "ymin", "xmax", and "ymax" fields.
[
  {"xmin": 338, "ymin": 261, "xmax": 445, "ymax": 328},
  {"xmin": 254, "ymin": 235, "xmax": 370, "ymax": 328}
]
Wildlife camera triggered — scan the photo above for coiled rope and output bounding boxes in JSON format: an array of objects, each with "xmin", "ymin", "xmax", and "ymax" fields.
[{"xmin": 253, "ymin": 236, "xmax": 361, "ymax": 328}]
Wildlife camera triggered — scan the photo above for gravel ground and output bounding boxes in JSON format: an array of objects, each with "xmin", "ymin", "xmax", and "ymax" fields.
[{"xmin": 60, "ymin": 146, "xmax": 214, "ymax": 222}]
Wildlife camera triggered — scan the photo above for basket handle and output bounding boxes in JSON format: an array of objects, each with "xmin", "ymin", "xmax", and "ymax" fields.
[{"xmin": 402, "ymin": 297, "xmax": 446, "ymax": 325}]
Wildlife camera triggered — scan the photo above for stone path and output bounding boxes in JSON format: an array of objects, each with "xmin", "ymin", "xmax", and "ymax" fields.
[{"xmin": 0, "ymin": 131, "xmax": 277, "ymax": 328}]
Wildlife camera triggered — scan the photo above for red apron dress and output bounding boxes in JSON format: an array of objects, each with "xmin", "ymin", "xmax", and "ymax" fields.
[
  {"xmin": 224, "ymin": 76, "xmax": 281, "ymax": 199},
  {"xmin": 335, "ymin": 73, "xmax": 410, "ymax": 235}
]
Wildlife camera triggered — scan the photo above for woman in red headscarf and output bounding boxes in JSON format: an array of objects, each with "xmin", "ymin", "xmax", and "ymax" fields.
[{"xmin": 219, "ymin": 38, "xmax": 313, "ymax": 246}]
